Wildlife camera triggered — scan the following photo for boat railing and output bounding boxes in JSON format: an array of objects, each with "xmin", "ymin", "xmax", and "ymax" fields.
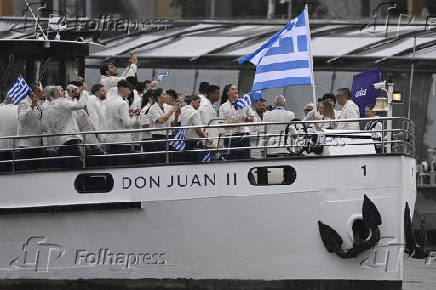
[
  {"xmin": 417, "ymin": 149, "xmax": 436, "ymax": 188},
  {"xmin": 0, "ymin": 117, "xmax": 415, "ymax": 173}
]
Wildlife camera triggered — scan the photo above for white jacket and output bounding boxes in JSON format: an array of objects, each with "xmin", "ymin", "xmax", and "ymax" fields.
[
  {"xmin": 0, "ymin": 104, "xmax": 18, "ymax": 149},
  {"xmin": 105, "ymin": 96, "xmax": 139, "ymax": 143},
  {"xmin": 337, "ymin": 100, "xmax": 360, "ymax": 130},
  {"xmin": 17, "ymin": 96, "xmax": 42, "ymax": 147},
  {"xmin": 46, "ymin": 97, "xmax": 85, "ymax": 145},
  {"xmin": 101, "ymin": 64, "xmax": 137, "ymax": 102},
  {"xmin": 263, "ymin": 108, "xmax": 295, "ymax": 155}
]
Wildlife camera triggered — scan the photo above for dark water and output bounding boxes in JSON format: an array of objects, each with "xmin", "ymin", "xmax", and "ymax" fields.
[{"xmin": 404, "ymin": 258, "xmax": 436, "ymax": 290}]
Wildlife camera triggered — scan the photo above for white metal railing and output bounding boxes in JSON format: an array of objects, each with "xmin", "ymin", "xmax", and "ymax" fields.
[
  {"xmin": 0, "ymin": 117, "xmax": 415, "ymax": 173},
  {"xmin": 417, "ymin": 149, "xmax": 436, "ymax": 188}
]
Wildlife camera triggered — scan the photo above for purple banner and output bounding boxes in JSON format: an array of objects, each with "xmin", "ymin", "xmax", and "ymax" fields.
[{"xmin": 351, "ymin": 68, "xmax": 380, "ymax": 117}]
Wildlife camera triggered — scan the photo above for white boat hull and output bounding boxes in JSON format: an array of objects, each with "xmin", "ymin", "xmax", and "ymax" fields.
[{"xmin": 0, "ymin": 155, "xmax": 416, "ymax": 289}]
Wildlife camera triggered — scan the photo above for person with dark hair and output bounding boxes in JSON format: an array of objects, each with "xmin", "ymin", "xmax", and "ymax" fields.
[
  {"xmin": 16, "ymin": 83, "xmax": 44, "ymax": 171},
  {"xmin": 145, "ymin": 80, "xmax": 158, "ymax": 92},
  {"xmin": 364, "ymin": 104, "xmax": 382, "ymax": 132},
  {"xmin": 198, "ymin": 84, "xmax": 220, "ymax": 152},
  {"xmin": 126, "ymin": 76, "xmax": 142, "ymax": 148},
  {"xmin": 136, "ymin": 82, "xmax": 146, "ymax": 96},
  {"xmin": 89, "ymin": 84, "xmax": 107, "ymax": 129},
  {"xmin": 139, "ymin": 90, "xmax": 155, "ymax": 163},
  {"xmin": 100, "ymin": 54, "xmax": 138, "ymax": 102},
  {"xmin": 148, "ymin": 88, "xmax": 181, "ymax": 163},
  {"xmin": 126, "ymin": 76, "xmax": 141, "ymax": 111},
  {"xmin": 105, "ymin": 80, "xmax": 139, "ymax": 166},
  {"xmin": 336, "ymin": 88, "xmax": 360, "ymax": 130},
  {"xmin": 179, "ymin": 95, "xmax": 213, "ymax": 162},
  {"xmin": 322, "ymin": 93, "xmax": 340, "ymax": 118},
  {"xmin": 218, "ymin": 84, "xmax": 254, "ymax": 160},
  {"xmin": 198, "ymin": 82, "xmax": 209, "ymax": 106},
  {"xmin": 166, "ymin": 89, "xmax": 178, "ymax": 106}
]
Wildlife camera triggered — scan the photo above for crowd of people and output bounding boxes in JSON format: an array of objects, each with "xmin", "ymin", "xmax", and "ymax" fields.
[{"xmin": 0, "ymin": 55, "xmax": 383, "ymax": 172}]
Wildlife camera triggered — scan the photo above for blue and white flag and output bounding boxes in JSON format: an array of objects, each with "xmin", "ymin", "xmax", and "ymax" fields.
[
  {"xmin": 238, "ymin": 8, "xmax": 313, "ymax": 92},
  {"xmin": 7, "ymin": 76, "xmax": 31, "ymax": 105},
  {"xmin": 156, "ymin": 71, "xmax": 169, "ymax": 83},
  {"xmin": 235, "ymin": 93, "xmax": 253, "ymax": 110},
  {"xmin": 169, "ymin": 128, "xmax": 186, "ymax": 151},
  {"xmin": 251, "ymin": 90, "xmax": 262, "ymax": 101},
  {"xmin": 201, "ymin": 151, "xmax": 211, "ymax": 162}
]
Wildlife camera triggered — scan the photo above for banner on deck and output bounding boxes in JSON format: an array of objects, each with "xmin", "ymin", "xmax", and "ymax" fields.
[{"xmin": 351, "ymin": 67, "xmax": 381, "ymax": 117}]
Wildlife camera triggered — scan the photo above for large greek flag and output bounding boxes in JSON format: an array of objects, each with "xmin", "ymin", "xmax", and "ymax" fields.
[
  {"xmin": 7, "ymin": 76, "xmax": 31, "ymax": 105},
  {"xmin": 238, "ymin": 8, "xmax": 313, "ymax": 92}
]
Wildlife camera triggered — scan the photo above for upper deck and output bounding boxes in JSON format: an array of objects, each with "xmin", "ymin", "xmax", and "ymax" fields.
[{"xmin": 0, "ymin": 116, "xmax": 415, "ymax": 173}]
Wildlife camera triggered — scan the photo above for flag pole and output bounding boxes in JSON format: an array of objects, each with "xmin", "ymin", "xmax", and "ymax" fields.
[{"xmin": 305, "ymin": 4, "xmax": 317, "ymax": 106}]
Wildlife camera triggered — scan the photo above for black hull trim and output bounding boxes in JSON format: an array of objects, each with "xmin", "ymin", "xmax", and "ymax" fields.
[{"xmin": 0, "ymin": 279, "xmax": 402, "ymax": 290}]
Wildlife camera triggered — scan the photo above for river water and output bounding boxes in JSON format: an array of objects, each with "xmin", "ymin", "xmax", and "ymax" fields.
[{"xmin": 404, "ymin": 258, "xmax": 436, "ymax": 289}]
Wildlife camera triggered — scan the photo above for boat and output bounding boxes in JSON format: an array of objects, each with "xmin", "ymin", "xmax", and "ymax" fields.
[{"xmin": 0, "ymin": 38, "xmax": 422, "ymax": 290}]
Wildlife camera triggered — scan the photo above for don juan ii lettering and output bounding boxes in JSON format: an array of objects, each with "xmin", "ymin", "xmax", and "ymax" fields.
[{"xmin": 123, "ymin": 173, "xmax": 238, "ymax": 189}]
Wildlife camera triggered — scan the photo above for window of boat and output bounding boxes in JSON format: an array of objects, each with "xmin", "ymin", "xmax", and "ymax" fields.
[
  {"xmin": 74, "ymin": 173, "xmax": 114, "ymax": 193},
  {"xmin": 248, "ymin": 166, "xmax": 296, "ymax": 186}
]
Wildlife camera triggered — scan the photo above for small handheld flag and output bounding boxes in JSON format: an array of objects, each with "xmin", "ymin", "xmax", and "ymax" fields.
[
  {"xmin": 235, "ymin": 93, "xmax": 253, "ymax": 110},
  {"xmin": 7, "ymin": 76, "xmax": 31, "ymax": 105},
  {"xmin": 156, "ymin": 71, "xmax": 169, "ymax": 83},
  {"xmin": 169, "ymin": 128, "xmax": 186, "ymax": 151},
  {"xmin": 201, "ymin": 151, "xmax": 211, "ymax": 162}
]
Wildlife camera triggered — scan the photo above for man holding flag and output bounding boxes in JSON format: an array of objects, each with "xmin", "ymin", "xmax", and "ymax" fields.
[
  {"xmin": 16, "ymin": 82, "xmax": 45, "ymax": 171},
  {"xmin": 218, "ymin": 84, "xmax": 254, "ymax": 160}
]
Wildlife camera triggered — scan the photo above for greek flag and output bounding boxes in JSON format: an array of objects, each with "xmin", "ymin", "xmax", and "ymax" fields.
[
  {"xmin": 169, "ymin": 128, "xmax": 186, "ymax": 151},
  {"xmin": 7, "ymin": 76, "xmax": 31, "ymax": 105},
  {"xmin": 156, "ymin": 71, "xmax": 169, "ymax": 83},
  {"xmin": 201, "ymin": 151, "xmax": 211, "ymax": 162},
  {"xmin": 238, "ymin": 8, "xmax": 313, "ymax": 92},
  {"xmin": 235, "ymin": 93, "xmax": 253, "ymax": 110}
]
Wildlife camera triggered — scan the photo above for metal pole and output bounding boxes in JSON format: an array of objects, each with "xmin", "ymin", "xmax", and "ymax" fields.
[
  {"xmin": 408, "ymin": 36, "xmax": 416, "ymax": 119},
  {"xmin": 210, "ymin": 0, "xmax": 216, "ymax": 19},
  {"xmin": 23, "ymin": 0, "xmax": 48, "ymax": 40},
  {"xmin": 386, "ymin": 83, "xmax": 394, "ymax": 154},
  {"xmin": 165, "ymin": 128, "xmax": 169, "ymax": 164},
  {"xmin": 287, "ymin": 0, "xmax": 292, "ymax": 18},
  {"xmin": 305, "ymin": 4, "xmax": 317, "ymax": 106}
]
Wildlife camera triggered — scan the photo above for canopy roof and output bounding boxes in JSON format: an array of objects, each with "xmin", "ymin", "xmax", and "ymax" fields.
[{"xmin": 1, "ymin": 17, "xmax": 436, "ymax": 71}]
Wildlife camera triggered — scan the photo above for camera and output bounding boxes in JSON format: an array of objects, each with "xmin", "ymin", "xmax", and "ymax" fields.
[{"xmin": 373, "ymin": 81, "xmax": 386, "ymax": 90}]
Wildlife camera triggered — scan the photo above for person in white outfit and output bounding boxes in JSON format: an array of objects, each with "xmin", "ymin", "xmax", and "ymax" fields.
[
  {"xmin": 179, "ymin": 95, "xmax": 212, "ymax": 162},
  {"xmin": 197, "ymin": 82, "xmax": 209, "ymax": 106},
  {"xmin": 16, "ymin": 83, "xmax": 44, "ymax": 171},
  {"xmin": 199, "ymin": 84, "xmax": 221, "ymax": 152},
  {"xmin": 105, "ymin": 80, "xmax": 139, "ymax": 166},
  {"xmin": 0, "ymin": 95, "xmax": 18, "ymax": 172},
  {"xmin": 218, "ymin": 84, "xmax": 254, "ymax": 160},
  {"xmin": 335, "ymin": 88, "xmax": 360, "ymax": 130},
  {"xmin": 148, "ymin": 88, "xmax": 180, "ymax": 163},
  {"xmin": 46, "ymin": 86, "xmax": 86, "ymax": 169},
  {"xmin": 100, "ymin": 54, "xmax": 138, "ymax": 102},
  {"xmin": 251, "ymin": 98, "xmax": 267, "ymax": 158},
  {"xmin": 263, "ymin": 95, "xmax": 295, "ymax": 156},
  {"xmin": 139, "ymin": 90, "xmax": 155, "ymax": 163}
]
